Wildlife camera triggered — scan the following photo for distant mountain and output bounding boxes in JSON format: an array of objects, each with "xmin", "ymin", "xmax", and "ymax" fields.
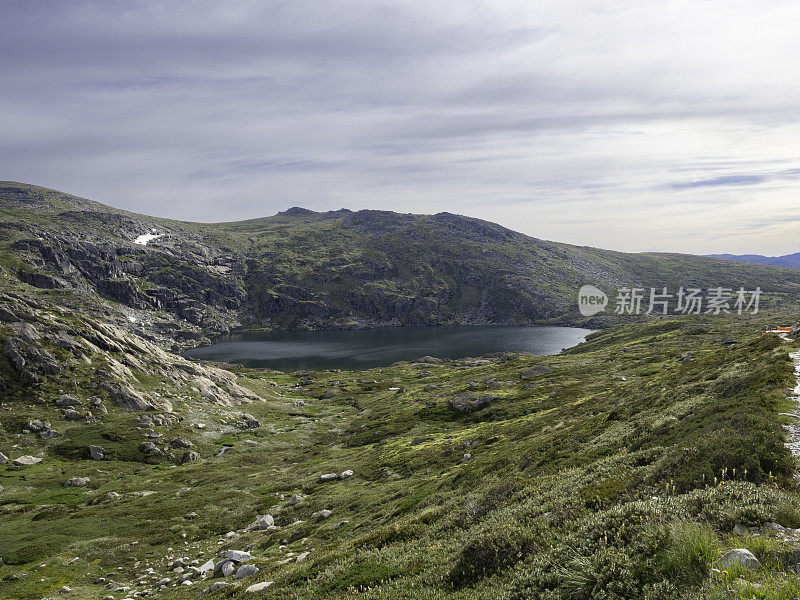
[
  {"xmin": 708, "ymin": 253, "xmax": 800, "ymax": 269},
  {"xmin": 4, "ymin": 181, "xmax": 800, "ymax": 342}
]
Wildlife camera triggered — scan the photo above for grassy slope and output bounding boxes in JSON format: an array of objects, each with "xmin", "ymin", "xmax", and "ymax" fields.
[{"xmin": 3, "ymin": 310, "xmax": 800, "ymax": 599}]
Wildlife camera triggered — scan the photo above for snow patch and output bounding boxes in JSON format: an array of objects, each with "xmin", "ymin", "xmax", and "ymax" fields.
[{"xmin": 133, "ymin": 230, "xmax": 163, "ymax": 245}]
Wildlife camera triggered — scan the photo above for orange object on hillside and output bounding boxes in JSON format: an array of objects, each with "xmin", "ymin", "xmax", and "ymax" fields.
[{"xmin": 777, "ymin": 326, "xmax": 793, "ymax": 332}]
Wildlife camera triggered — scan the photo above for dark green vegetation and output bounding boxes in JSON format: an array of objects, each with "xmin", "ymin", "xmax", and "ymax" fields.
[{"xmin": 4, "ymin": 181, "xmax": 800, "ymax": 339}]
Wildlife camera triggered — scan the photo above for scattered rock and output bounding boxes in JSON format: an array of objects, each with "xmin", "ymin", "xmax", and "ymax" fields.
[
  {"xmin": 104, "ymin": 491, "xmax": 122, "ymax": 501},
  {"xmin": 62, "ymin": 408, "xmax": 83, "ymax": 421},
  {"xmin": 289, "ymin": 494, "xmax": 303, "ymax": 505},
  {"xmin": 250, "ymin": 514, "xmax": 275, "ymax": 530},
  {"xmin": 720, "ymin": 549, "xmax": 761, "ymax": 571},
  {"xmin": 88, "ymin": 445, "xmax": 106, "ymax": 460},
  {"xmin": 203, "ymin": 581, "xmax": 230, "ymax": 595},
  {"xmin": 415, "ymin": 356, "xmax": 443, "ymax": 364},
  {"xmin": 171, "ymin": 437, "xmax": 193, "ymax": 448},
  {"xmin": 312, "ymin": 509, "xmax": 332, "ymax": 519},
  {"xmin": 225, "ymin": 550, "xmax": 252, "ymax": 563},
  {"xmin": 198, "ymin": 559, "xmax": 215, "ymax": 575},
  {"xmin": 12, "ymin": 455, "xmax": 42, "ymax": 466},
  {"xmin": 234, "ymin": 564, "xmax": 259, "ymax": 579},
  {"xmin": 214, "ymin": 559, "xmax": 235, "ymax": 578},
  {"xmin": 90, "ymin": 397, "xmax": 108, "ymax": 414},
  {"xmin": 65, "ymin": 477, "xmax": 90, "ymax": 487},
  {"xmin": 339, "ymin": 469, "xmax": 354, "ymax": 479},
  {"xmin": 56, "ymin": 394, "xmax": 82, "ymax": 407},
  {"xmin": 246, "ymin": 581, "xmax": 274, "ymax": 592},
  {"xmin": 0, "ymin": 452, "xmax": 7, "ymax": 464},
  {"xmin": 323, "ymin": 388, "xmax": 342, "ymax": 398},
  {"xmin": 320, "ymin": 473, "xmax": 338, "ymax": 481},
  {"xmin": 140, "ymin": 441, "xmax": 164, "ymax": 456},
  {"xmin": 295, "ymin": 551, "xmax": 310, "ymax": 562},
  {"xmin": 235, "ymin": 414, "xmax": 261, "ymax": 429},
  {"xmin": 181, "ymin": 450, "xmax": 200, "ymax": 463}
]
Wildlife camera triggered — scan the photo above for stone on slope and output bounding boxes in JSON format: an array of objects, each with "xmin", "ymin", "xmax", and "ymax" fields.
[
  {"xmin": 198, "ymin": 559, "xmax": 215, "ymax": 575},
  {"xmin": 320, "ymin": 473, "xmax": 338, "ymax": 481},
  {"xmin": 246, "ymin": 581, "xmax": 274, "ymax": 592},
  {"xmin": 312, "ymin": 509, "xmax": 332, "ymax": 519},
  {"xmin": 214, "ymin": 559, "xmax": 235, "ymax": 577},
  {"xmin": 12, "ymin": 455, "xmax": 42, "ymax": 466},
  {"xmin": 56, "ymin": 394, "xmax": 82, "ymax": 407},
  {"xmin": 234, "ymin": 564, "xmax": 259, "ymax": 579},
  {"xmin": 224, "ymin": 550, "xmax": 252, "ymax": 563},
  {"xmin": 181, "ymin": 450, "xmax": 200, "ymax": 463},
  {"xmin": 88, "ymin": 445, "xmax": 106, "ymax": 460},
  {"xmin": 0, "ymin": 452, "xmax": 7, "ymax": 464},
  {"xmin": 251, "ymin": 514, "xmax": 274, "ymax": 530},
  {"xmin": 720, "ymin": 549, "xmax": 761, "ymax": 571},
  {"xmin": 65, "ymin": 477, "xmax": 90, "ymax": 487},
  {"xmin": 62, "ymin": 408, "xmax": 82, "ymax": 421},
  {"xmin": 340, "ymin": 469, "xmax": 354, "ymax": 479}
]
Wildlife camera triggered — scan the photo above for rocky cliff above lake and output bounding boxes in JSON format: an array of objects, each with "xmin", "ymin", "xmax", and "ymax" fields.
[{"xmin": 4, "ymin": 181, "xmax": 800, "ymax": 347}]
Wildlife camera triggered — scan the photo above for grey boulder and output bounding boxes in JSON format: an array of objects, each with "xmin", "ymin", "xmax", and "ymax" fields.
[
  {"xmin": 720, "ymin": 548, "xmax": 761, "ymax": 571},
  {"xmin": 251, "ymin": 514, "xmax": 274, "ymax": 530},
  {"xmin": 225, "ymin": 550, "xmax": 252, "ymax": 563},
  {"xmin": 234, "ymin": 564, "xmax": 259, "ymax": 579},
  {"xmin": 65, "ymin": 477, "xmax": 90, "ymax": 487},
  {"xmin": 88, "ymin": 445, "xmax": 106, "ymax": 460}
]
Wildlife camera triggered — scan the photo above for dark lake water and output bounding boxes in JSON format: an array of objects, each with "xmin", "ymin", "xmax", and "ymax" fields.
[{"xmin": 183, "ymin": 326, "xmax": 594, "ymax": 371}]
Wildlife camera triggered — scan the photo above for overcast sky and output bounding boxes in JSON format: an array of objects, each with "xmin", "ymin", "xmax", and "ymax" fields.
[{"xmin": 2, "ymin": 1, "xmax": 800, "ymax": 254}]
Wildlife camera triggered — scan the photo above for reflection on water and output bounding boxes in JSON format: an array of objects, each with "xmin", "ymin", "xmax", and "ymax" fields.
[{"xmin": 184, "ymin": 326, "xmax": 594, "ymax": 371}]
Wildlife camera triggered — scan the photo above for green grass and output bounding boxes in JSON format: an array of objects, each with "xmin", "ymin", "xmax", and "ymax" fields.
[{"xmin": 3, "ymin": 306, "xmax": 800, "ymax": 599}]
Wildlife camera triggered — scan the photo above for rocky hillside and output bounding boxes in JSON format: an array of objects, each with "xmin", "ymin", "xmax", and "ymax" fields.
[{"xmin": 4, "ymin": 181, "xmax": 800, "ymax": 343}]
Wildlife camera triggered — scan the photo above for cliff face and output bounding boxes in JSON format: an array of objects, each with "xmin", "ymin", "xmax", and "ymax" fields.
[{"xmin": 3, "ymin": 181, "xmax": 800, "ymax": 344}]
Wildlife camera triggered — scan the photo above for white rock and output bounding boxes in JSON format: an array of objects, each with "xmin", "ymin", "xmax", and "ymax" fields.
[
  {"xmin": 340, "ymin": 470, "xmax": 354, "ymax": 479},
  {"xmin": 295, "ymin": 551, "xmax": 310, "ymax": 562},
  {"xmin": 251, "ymin": 514, "xmax": 274, "ymax": 530},
  {"xmin": 0, "ymin": 452, "xmax": 7, "ymax": 464},
  {"xmin": 246, "ymin": 581, "xmax": 274, "ymax": 592},
  {"xmin": 198, "ymin": 559, "xmax": 215, "ymax": 574},
  {"xmin": 12, "ymin": 455, "xmax": 42, "ymax": 466},
  {"xmin": 320, "ymin": 473, "xmax": 338, "ymax": 481},
  {"xmin": 312, "ymin": 509, "xmax": 332, "ymax": 519},
  {"xmin": 720, "ymin": 548, "xmax": 761, "ymax": 571}
]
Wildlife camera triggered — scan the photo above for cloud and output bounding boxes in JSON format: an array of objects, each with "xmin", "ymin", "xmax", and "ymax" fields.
[
  {"xmin": 1, "ymin": 0, "xmax": 800, "ymax": 253},
  {"xmin": 667, "ymin": 175, "xmax": 769, "ymax": 190}
]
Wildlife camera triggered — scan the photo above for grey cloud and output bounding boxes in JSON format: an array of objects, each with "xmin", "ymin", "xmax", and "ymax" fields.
[{"xmin": 2, "ymin": 0, "xmax": 800, "ymax": 254}]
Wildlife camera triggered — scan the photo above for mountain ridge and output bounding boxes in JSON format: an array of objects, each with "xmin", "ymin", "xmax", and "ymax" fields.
[
  {"xmin": 708, "ymin": 252, "xmax": 800, "ymax": 269},
  {"xmin": 4, "ymin": 181, "xmax": 800, "ymax": 347}
]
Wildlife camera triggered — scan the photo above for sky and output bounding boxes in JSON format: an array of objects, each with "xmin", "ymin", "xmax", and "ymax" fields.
[{"xmin": 2, "ymin": 0, "xmax": 800, "ymax": 254}]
